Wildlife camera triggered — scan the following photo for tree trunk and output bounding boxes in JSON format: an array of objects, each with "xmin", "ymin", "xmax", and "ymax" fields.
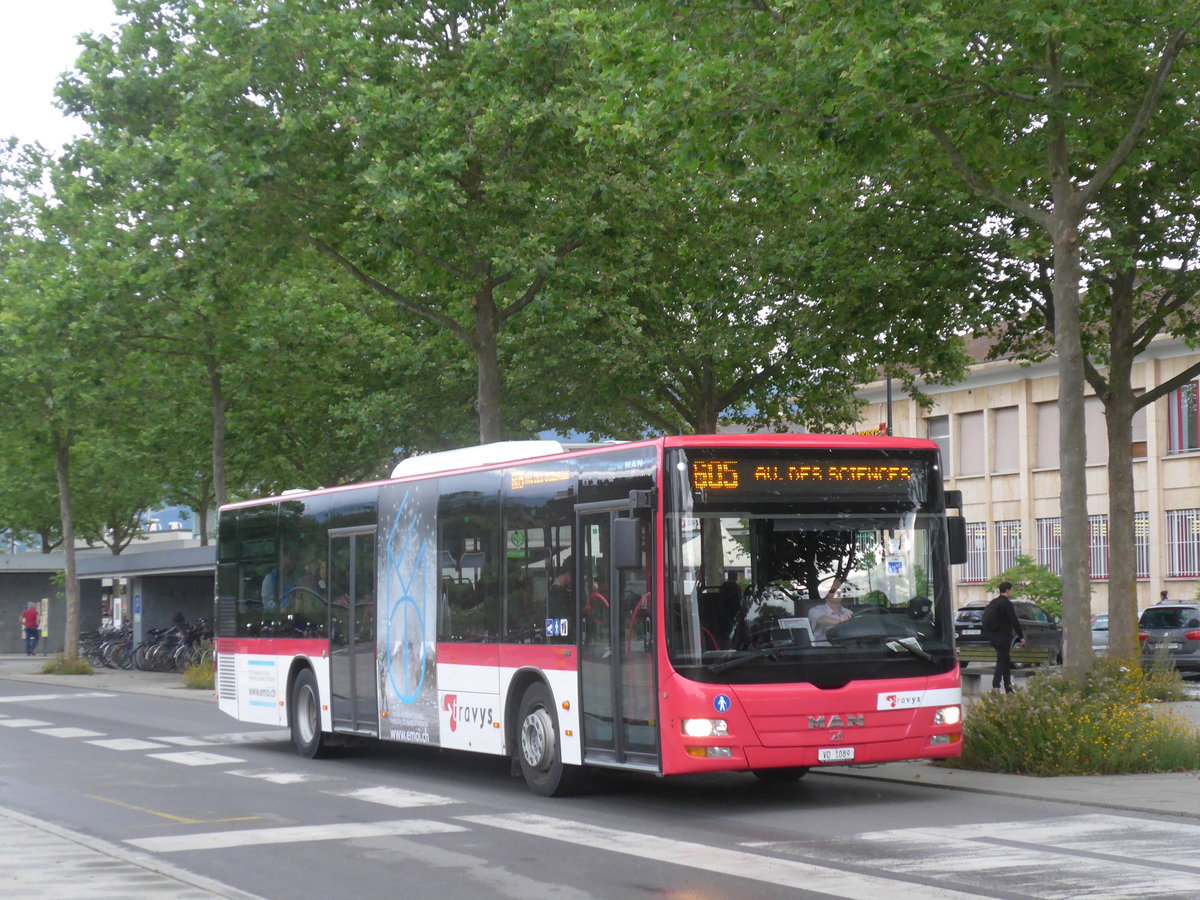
[
  {"xmin": 53, "ymin": 433, "xmax": 80, "ymax": 661},
  {"xmin": 1097, "ymin": 281, "xmax": 1140, "ymax": 663},
  {"xmin": 1105, "ymin": 388, "xmax": 1139, "ymax": 661},
  {"xmin": 210, "ymin": 355, "xmax": 228, "ymax": 509},
  {"xmin": 473, "ymin": 287, "xmax": 505, "ymax": 444}
]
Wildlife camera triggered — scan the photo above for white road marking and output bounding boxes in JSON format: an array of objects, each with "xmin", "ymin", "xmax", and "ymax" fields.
[
  {"xmin": 331, "ymin": 786, "xmax": 456, "ymax": 808},
  {"xmin": 87, "ymin": 738, "xmax": 170, "ymax": 751},
  {"xmin": 147, "ymin": 751, "xmax": 246, "ymax": 767},
  {"xmin": 461, "ymin": 813, "xmax": 982, "ymax": 899},
  {"xmin": 0, "ymin": 718, "xmax": 52, "ymax": 728},
  {"xmin": 0, "ymin": 692, "xmax": 118, "ymax": 704},
  {"xmin": 149, "ymin": 736, "xmax": 214, "ymax": 746},
  {"xmin": 198, "ymin": 729, "xmax": 289, "ymax": 746},
  {"xmin": 126, "ymin": 819, "xmax": 467, "ymax": 853},
  {"xmin": 227, "ymin": 769, "xmax": 324, "ymax": 785},
  {"xmin": 749, "ymin": 814, "xmax": 1200, "ymax": 900},
  {"xmin": 33, "ymin": 727, "xmax": 106, "ymax": 739}
]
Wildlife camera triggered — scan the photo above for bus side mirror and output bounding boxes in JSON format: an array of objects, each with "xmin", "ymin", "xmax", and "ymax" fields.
[
  {"xmin": 948, "ymin": 517, "xmax": 967, "ymax": 566},
  {"xmin": 613, "ymin": 517, "xmax": 643, "ymax": 570}
]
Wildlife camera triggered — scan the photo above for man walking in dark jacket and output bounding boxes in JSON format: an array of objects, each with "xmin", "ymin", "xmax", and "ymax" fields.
[{"xmin": 981, "ymin": 582, "xmax": 1024, "ymax": 693}]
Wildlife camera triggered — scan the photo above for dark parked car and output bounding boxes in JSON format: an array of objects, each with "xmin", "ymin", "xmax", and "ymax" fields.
[
  {"xmin": 1139, "ymin": 603, "xmax": 1200, "ymax": 673},
  {"xmin": 955, "ymin": 598, "xmax": 1063, "ymax": 665}
]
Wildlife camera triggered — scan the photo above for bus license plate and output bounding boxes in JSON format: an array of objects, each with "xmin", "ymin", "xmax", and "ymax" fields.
[{"xmin": 818, "ymin": 747, "xmax": 855, "ymax": 762}]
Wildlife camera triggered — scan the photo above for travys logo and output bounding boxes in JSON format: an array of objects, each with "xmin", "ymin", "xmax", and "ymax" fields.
[{"xmin": 442, "ymin": 694, "xmax": 495, "ymax": 732}]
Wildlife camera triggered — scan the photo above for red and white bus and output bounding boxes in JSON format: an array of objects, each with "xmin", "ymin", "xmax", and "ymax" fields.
[{"xmin": 215, "ymin": 434, "xmax": 966, "ymax": 795}]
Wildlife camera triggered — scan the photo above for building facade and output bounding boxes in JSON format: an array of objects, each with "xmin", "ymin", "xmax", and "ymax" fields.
[{"xmin": 857, "ymin": 337, "xmax": 1200, "ymax": 614}]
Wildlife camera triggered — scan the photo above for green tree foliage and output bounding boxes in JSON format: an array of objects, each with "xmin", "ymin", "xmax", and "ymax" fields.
[
  {"xmin": 985, "ymin": 555, "xmax": 1064, "ymax": 620},
  {"xmin": 679, "ymin": 0, "xmax": 1200, "ymax": 678}
]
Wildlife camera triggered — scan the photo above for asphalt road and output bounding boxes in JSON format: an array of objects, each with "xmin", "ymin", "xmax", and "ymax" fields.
[{"xmin": 4, "ymin": 676, "xmax": 1200, "ymax": 899}]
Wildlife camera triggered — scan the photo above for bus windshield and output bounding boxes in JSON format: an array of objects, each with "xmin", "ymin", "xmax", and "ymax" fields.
[{"xmin": 666, "ymin": 450, "xmax": 956, "ymax": 684}]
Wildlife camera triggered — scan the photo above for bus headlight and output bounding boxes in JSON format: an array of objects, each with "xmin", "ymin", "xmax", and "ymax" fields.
[
  {"xmin": 933, "ymin": 706, "xmax": 961, "ymax": 726},
  {"xmin": 682, "ymin": 718, "xmax": 728, "ymax": 738}
]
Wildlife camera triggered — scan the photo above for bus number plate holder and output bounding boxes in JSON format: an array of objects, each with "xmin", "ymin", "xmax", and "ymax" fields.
[{"xmin": 818, "ymin": 747, "xmax": 855, "ymax": 762}]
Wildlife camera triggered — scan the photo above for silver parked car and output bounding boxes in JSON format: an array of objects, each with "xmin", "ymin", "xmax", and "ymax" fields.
[
  {"xmin": 1139, "ymin": 603, "xmax": 1200, "ymax": 673},
  {"xmin": 1091, "ymin": 614, "xmax": 1108, "ymax": 656}
]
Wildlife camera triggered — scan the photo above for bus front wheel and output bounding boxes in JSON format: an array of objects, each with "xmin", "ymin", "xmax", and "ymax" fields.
[
  {"xmin": 516, "ymin": 682, "xmax": 580, "ymax": 797},
  {"xmin": 291, "ymin": 668, "xmax": 332, "ymax": 759}
]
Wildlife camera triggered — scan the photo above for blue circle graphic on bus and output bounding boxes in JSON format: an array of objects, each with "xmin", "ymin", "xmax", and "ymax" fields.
[
  {"xmin": 713, "ymin": 693, "xmax": 732, "ymax": 714},
  {"xmin": 385, "ymin": 594, "xmax": 426, "ymax": 704}
]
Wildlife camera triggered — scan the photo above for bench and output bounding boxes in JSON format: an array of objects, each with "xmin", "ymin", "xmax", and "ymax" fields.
[{"xmin": 957, "ymin": 644, "xmax": 1058, "ymax": 668}]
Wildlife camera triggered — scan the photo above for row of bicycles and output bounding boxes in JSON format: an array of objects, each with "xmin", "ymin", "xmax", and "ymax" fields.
[{"xmin": 81, "ymin": 618, "xmax": 214, "ymax": 673}]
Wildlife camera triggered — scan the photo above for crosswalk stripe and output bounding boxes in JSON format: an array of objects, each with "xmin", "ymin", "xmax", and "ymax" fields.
[
  {"xmin": 147, "ymin": 751, "xmax": 246, "ymax": 767},
  {"xmin": 126, "ymin": 819, "xmax": 467, "ymax": 853},
  {"xmin": 329, "ymin": 786, "xmax": 456, "ymax": 809},
  {"xmin": 87, "ymin": 738, "xmax": 169, "ymax": 751},
  {"xmin": 0, "ymin": 692, "xmax": 118, "ymax": 704},
  {"xmin": 0, "ymin": 718, "xmax": 52, "ymax": 728},
  {"xmin": 149, "ymin": 736, "xmax": 213, "ymax": 747},
  {"xmin": 227, "ymin": 770, "xmax": 324, "ymax": 785},
  {"xmin": 460, "ymin": 813, "xmax": 981, "ymax": 899},
  {"xmin": 33, "ymin": 727, "xmax": 106, "ymax": 739},
  {"xmin": 198, "ymin": 730, "xmax": 289, "ymax": 746}
]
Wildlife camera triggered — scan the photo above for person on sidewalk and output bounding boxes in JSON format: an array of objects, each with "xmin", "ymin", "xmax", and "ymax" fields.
[
  {"xmin": 18, "ymin": 602, "xmax": 39, "ymax": 656},
  {"xmin": 981, "ymin": 582, "xmax": 1024, "ymax": 693}
]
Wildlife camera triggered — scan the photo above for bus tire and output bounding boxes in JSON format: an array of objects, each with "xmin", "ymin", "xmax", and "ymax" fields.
[
  {"xmin": 516, "ymin": 682, "xmax": 580, "ymax": 797},
  {"xmin": 752, "ymin": 767, "xmax": 809, "ymax": 783},
  {"xmin": 291, "ymin": 668, "xmax": 332, "ymax": 759}
]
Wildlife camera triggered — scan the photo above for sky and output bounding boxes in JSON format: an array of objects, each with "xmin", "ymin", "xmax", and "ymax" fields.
[{"xmin": 1, "ymin": 0, "xmax": 123, "ymax": 151}]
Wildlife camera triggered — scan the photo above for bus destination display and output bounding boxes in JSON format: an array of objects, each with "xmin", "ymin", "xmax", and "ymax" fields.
[{"xmin": 690, "ymin": 457, "xmax": 919, "ymax": 498}]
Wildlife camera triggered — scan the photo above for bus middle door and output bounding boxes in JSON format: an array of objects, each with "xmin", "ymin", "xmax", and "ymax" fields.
[
  {"xmin": 577, "ymin": 505, "xmax": 657, "ymax": 769},
  {"xmin": 329, "ymin": 527, "xmax": 378, "ymax": 735}
]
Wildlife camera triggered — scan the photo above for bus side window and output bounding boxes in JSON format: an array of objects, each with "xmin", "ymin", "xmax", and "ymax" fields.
[{"xmin": 437, "ymin": 473, "xmax": 502, "ymax": 642}]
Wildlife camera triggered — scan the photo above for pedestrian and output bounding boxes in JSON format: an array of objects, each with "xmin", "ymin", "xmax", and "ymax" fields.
[
  {"xmin": 1159, "ymin": 589, "xmax": 1170, "ymax": 604},
  {"xmin": 19, "ymin": 601, "xmax": 40, "ymax": 656},
  {"xmin": 981, "ymin": 582, "xmax": 1024, "ymax": 694}
]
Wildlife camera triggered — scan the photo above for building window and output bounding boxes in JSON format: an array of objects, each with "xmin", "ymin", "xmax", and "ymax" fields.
[
  {"xmin": 927, "ymin": 416, "xmax": 950, "ymax": 476},
  {"xmin": 1084, "ymin": 396, "xmax": 1107, "ymax": 465},
  {"xmin": 1035, "ymin": 402, "xmax": 1059, "ymax": 469},
  {"xmin": 963, "ymin": 522, "xmax": 987, "ymax": 583},
  {"xmin": 1168, "ymin": 382, "xmax": 1200, "ymax": 453},
  {"xmin": 1135, "ymin": 511, "xmax": 1150, "ymax": 580},
  {"xmin": 994, "ymin": 520, "xmax": 1021, "ymax": 573},
  {"xmin": 1036, "ymin": 517, "xmax": 1062, "ymax": 575},
  {"xmin": 958, "ymin": 411, "xmax": 984, "ymax": 476},
  {"xmin": 992, "ymin": 407, "xmax": 1019, "ymax": 472},
  {"xmin": 1088, "ymin": 514, "xmax": 1109, "ymax": 580},
  {"xmin": 1166, "ymin": 509, "xmax": 1200, "ymax": 577}
]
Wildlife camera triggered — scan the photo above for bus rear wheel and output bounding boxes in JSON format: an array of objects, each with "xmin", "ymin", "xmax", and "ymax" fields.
[
  {"xmin": 516, "ymin": 682, "xmax": 580, "ymax": 797},
  {"xmin": 291, "ymin": 668, "xmax": 333, "ymax": 759}
]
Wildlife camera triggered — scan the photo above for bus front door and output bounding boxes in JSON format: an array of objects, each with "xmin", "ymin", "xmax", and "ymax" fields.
[
  {"xmin": 578, "ymin": 507, "xmax": 658, "ymax": 769},
  {"xmin": 329, "ymin": 528, "xmax": 378, "ymax": 734}
]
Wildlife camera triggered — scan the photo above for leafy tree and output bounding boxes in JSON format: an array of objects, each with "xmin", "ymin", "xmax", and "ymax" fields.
[
  {"xmin": 685, "ymin": 0, "xmax": 1200, "ymax": 678},
  {"xmin": 985, "ymin": 555, "xmax": 1064, "ymax": 620},
  {"xmin": 63, "ymin": 0, "xmax": 651, "ymax": 444},
  {"xmin": 0, "ymin": 143, "xmax": 157, "ymax": 658}
]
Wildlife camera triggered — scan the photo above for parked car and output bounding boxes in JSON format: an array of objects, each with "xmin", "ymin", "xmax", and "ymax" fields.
[
  {"xmin": 1139, "ymin": 603, "xmax": 1200, "ymax": 673},
  {"xmin": 955, "ymin": 598, "xmax": 1064, "ymax": 665},
  {"xmin": 1091, "ymin": 614, "xmax": 1109, "ymax": 656}
]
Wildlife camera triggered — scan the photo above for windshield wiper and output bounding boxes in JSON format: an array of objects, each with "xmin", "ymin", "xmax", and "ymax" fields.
[
  {"xmin": 885, "ymin": 636, "xmax": 932, "ymax": 661},
  {"xmin": 706, "ymin": 647, "xmax": 804, "ymax": 673}
]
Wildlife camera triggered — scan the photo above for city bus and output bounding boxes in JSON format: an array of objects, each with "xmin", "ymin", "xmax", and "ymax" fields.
[{"xmin": 214, "ymin": 434, "xmax": 966, "ymax": 795}]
